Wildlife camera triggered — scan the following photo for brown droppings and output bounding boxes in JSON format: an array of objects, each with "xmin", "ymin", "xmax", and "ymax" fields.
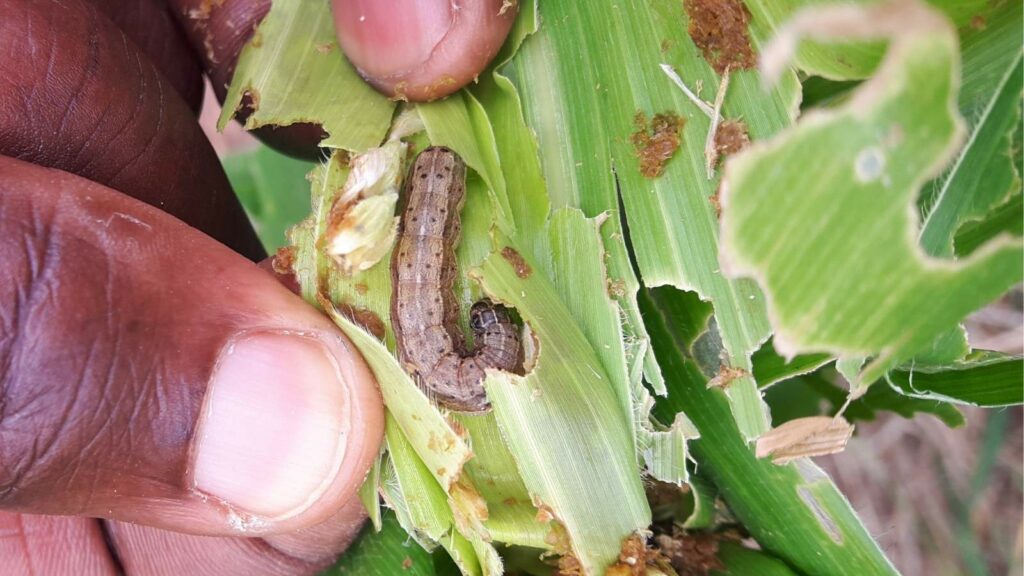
[
  {"xmin": 271, "ymin": 246, "xmax": 297, "ymax": 276},
  {"xmin": 354, "ymin": 283, "xmax": 369, "ymax": 295},
  {"xmin": 607, "ymin": 278, "xmax": 627, "ymax": 299},
  {"xmin": 315, "ymin": 41, "xmax": 335, "ymax": 54},
  {"xmin": 713, "ymin": 119, "xmax": 751, "ymax": 159},
  {"xmin": 501, "ymin": 246, "xmax": 533, "ymax": 278},
  {"xmin": 709, "ymin": 183, "xmax": 723, "ymax": 219},
  {"xmin": 970, "ymin": 14, "xmax": 987, "ymax": 30},
  {"xmin": 631, "ymin": 112, "xmax": 685, "ymax": 178},
  {"xmin": 606, "ymin": 534, "xmax": 647, "ymax": 576},
  {"xmin": 401, "ymin": 557, "xmax": 413, "ymax": 570},
  {"xmin": 555, "ymin": 554, "xmax": 584, "ymax": 576},
  {"xmin": 707, "ymin": 365, "xmax": 749, "ymax": 388},
  {"xmin": 269, "ymin": 246, "xmax": 300, "ymax": 292},
  {"xmin": 684, "ymin": 0, "xmax": 757, "ymax": 74},
  {"xmin": 654, "ymin": 530, "xmax": 729, "ymax": 576},
  {"xmin": 335, "ymin": 302, "xmax": 387, "ymax": 341}
]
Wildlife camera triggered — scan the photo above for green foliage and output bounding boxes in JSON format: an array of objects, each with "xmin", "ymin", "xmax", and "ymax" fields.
[
  {"xmin": 223, "ymin": 145, "xmax": 314, "ymax": 252},
  {"xmin": 219, "ymin": 0, "xmax": 394, "ymax": 151},
  {"xmin": 722, "ymin": 1, "xmax": 1023, "ymax": 389},
  {"xmin": 218, "ymin": 0, "xmax": 1023, "ymax": 574}
]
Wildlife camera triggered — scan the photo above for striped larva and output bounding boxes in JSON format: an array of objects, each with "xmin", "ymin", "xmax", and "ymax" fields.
[{"xmin": 391, "ymin": 147, "xmax": 520, "ymax": 412}]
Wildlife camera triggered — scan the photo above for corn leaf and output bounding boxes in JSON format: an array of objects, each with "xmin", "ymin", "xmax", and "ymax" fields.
[
  {"xmin": 764, "ymin": 369, "xmax": 966, "ymax": 428},
  {"xmin": 954, "ymin": 192, "xmax": 1023, "ymax": 255},
  {"xmin": 721, "ymin": 1, "xmax": 1024, "ymax": 389},
  {"xmin": 745, "ymin": 0, "xmax": 994, "ymax": 80},
  {"xmin": 477, "ymin": 237, "xmax": 651, "ymax": 574},
  {"xmin": 642, "ymin": 286, "xmax": 899, "ymax": 576},
  {"xmin": 888, "ymin": 353, "xmax": 1024, "ymax": 407},
  {"xmin": 218, "ymin": 0, "xmax": 394, "ymax": 151},
  {"xmin": 506, "ymin": 0, "xmax": 802, "ymax": 439},
  {"xmin": 222, "ymin": 146, "xmax": 313, "ymax": 252},
  {"xmin": 327, "ymin": 512, "xmax": 458, "ymax": 576},
  {"xmin": 919, "ymin": 1, "xmax": 1022, "ymax": 257}
]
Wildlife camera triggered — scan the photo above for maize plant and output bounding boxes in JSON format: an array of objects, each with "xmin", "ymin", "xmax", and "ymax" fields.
[{"xmin": 219, "ymin": 0, "xmax": 1023, "ymax": 574}]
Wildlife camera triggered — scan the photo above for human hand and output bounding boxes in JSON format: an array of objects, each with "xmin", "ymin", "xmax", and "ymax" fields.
[{"xmin": 0, "ymin": 0, "xmax": 514, "ymax": 574}]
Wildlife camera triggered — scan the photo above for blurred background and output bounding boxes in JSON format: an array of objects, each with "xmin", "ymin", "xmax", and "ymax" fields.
[{"xmin": 200, "ymin": 86, "xmax": 1023, "ymax": 576}]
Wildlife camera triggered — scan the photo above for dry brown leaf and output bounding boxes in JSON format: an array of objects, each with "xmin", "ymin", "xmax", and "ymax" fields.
[{"xmin": 756, "ymin": 416, "xmax": 854, "ymax": 464}]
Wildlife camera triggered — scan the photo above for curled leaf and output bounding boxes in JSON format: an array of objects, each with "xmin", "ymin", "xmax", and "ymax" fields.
[{"xmin": 756, "ymin": 416, "xmax": 854, "ymax": 465}]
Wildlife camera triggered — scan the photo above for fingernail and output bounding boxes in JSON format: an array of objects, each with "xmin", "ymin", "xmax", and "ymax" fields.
[
  {"xmin": 193, "ymin": 333, "xmax": 350, "ymax": 518},
  {"xmin": 334, "ymin": 0, "xmax": 453, "ymax": 77}
]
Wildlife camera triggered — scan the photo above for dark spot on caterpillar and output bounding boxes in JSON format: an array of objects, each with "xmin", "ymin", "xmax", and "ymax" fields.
[{"xmin": 391, "ymin": 147, "xmax": 521, "ymax": 413}]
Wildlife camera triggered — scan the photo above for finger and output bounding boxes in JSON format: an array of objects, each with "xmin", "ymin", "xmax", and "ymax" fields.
[
  {"xmin": 0, "ymin": 157, "xmax": 384, "ymax": 540},
  {"xmin": 106, "ymin": 497, "xmax": 368, "ymax": 575},
  {"xmin": 169, "ymin": 0, "xmax": 328, "ymax": 159},
  {"xmin": 333, "ymin": 0, "xmax": 518, "ymax": 101},
  {"xmin": 1, "ymin": 0, "xmax": 263, "ymax": 260},
  {"xmin": 0, "ymin": 513, "xmax": 118, "ymax": 575},
  {"xmin": 86, "ymin": 0, "xmax": 205, "ymax": 112}
]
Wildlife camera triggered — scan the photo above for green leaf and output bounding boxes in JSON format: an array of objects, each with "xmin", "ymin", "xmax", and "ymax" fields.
[
  {"xmin": 477, "ymin": 237, "xmax": 651, "ymax": 574},
  {"xmin": 642, "ymin": 287, "xmax": 898, "ymax": 576},
  {"xmin": 745, "ymin": 0, "xmax": 996, "ymax": 81},
  {"xmin": 722, "ymin": 1, "xmax": 1024, "ymax": 388},
  {"xmin": 954, "ymin": 192, "xmax": 1024, "ymax": 255},
  {"xmin": 418, "ymin": 92, "xmax": 516, "ymax": 235},
  {"xmin": 712, "ymin": 541, "xmax": 801, "ymax": 576},
  {"xmin": 326, "ymin": 512, "xmax": 458, "ymax": 576},
  {"xmin": 454, "ymin": 414, "xmax": 550, "ymax": 550},
  {"xmin": 919, "ymin": 1, "xmax": 1022, "ymax": 257},
  {"xmin": 751, "ymin": 338, "xmax": 832, "ymax": 388},
  {"xmin": 218, "ymin": 0, "xmax": 394, "ymax": 152},
  {"xmin": 509, "ymin": 0, "xmax": 800, "ymax": 440},
  {"xmin": 764, "ymin": 368, "xmax": 966, "ymax": 428},
  {"xmin": 888, "ymin": 353, "xmax": 1024, "ymax": 407},
  {"xmin": 223, "ymin": 145, "xmax": 314, "ymax": 252}
]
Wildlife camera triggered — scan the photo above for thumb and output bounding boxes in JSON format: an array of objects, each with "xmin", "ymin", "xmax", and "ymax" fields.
[
  {"xmin": 0, "ymin": 156, "xmax": 384, "ymax": 537},
  {"xmin": 332, "ymin": 0, "xmax": 518, "ymax": 101}
]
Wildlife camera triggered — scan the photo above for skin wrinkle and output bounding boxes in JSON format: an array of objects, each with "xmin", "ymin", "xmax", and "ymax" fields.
[
  {"xmin": 2, "ymin": 0, "xmax": 264, "ymax": 260},
  {"xmin": 53, "ymin": 5, "xmax": 101, "ymax": 148}
]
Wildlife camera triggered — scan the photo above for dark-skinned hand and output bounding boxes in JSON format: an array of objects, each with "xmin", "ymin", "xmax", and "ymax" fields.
[{"xmin": 0, "ymin": 1, "xmax": 515, "ymax": 574}]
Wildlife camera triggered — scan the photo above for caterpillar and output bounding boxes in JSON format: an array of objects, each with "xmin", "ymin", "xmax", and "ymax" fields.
[{"xmin": 390, "ymin": 146, "xmax": 520, "ymax": 412}]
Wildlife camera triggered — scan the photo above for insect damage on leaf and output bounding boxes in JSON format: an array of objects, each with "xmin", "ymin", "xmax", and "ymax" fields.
[
  {"xmin": 707, "ymin": 365, "xmax": 750, "ymax": 389},
  {"xmin": 653, "ymin": 529, "xmax": 730, "ymax": 576},
  {"xmin": 755, "ymin": 416, "xmax": 854, "ymax": 464},
  {"xmin": 501, "ymin": 246, "xmax": 533, "ymax": 278},
  {"xmin": 605, "ymin": 534, "xmax": 649, "ymax": 576},
  {"xmin": 631, "ymin": 112, "xmax": 685, "ymax": 178},
  {"xmin": 333, "ymin": 301, "xmax": 387, "ymax": 341},
  {"xmin": 684, "ymin": 0, "xmax": 757, "ymax": 74},
  {"xmin": 721, "ymin": 0, "xmax": 1024, "ymax": 386},
  {"xmin": 714, "ymin": 119, "xmax": 751, "ymax": 159}
]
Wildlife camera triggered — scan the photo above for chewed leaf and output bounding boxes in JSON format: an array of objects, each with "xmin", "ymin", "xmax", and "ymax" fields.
[
  {"xmin": 721, "ymin": 0, "xmax": 1024, "ymax": 388},
  {"xmin": 320, "ymin": 299, "xmax": 472, "ymax": 492},
  {"xmin": 218, "ymin": 0, "xmax": 394, "ymax": 152},
  {"xmin": 755, "ymin": 416, "xmax": 854, "ymax": 465}
]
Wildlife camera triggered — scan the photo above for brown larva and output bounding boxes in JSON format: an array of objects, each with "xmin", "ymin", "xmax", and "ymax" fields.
[{"xmin": 390, "ymin": 146, "xmax": 520, "ymax": 413}]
